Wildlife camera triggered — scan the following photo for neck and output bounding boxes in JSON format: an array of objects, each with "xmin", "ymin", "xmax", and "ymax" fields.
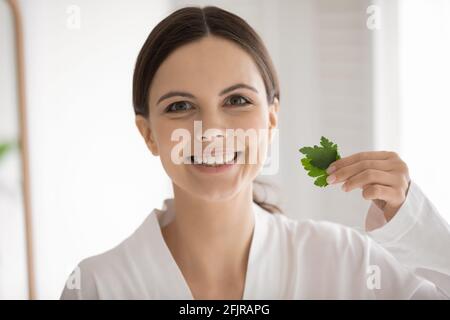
[{"xmin": 163, "ymin": 183, "xmax": 255, "ymax": 280}]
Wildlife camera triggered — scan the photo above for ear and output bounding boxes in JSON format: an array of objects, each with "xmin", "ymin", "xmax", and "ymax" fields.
[
  {"xmin": 268, "ymin": 97, "xmax": 279, "ymax": 143},
  {"xmin": 135, "ymin": 115, "xmax": 159, "ymax": 156}
]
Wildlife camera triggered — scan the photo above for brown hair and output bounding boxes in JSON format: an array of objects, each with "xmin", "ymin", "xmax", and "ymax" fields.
[{"xmin": 132, "ymin": 6, "xmax": 281, "ymax": 213}]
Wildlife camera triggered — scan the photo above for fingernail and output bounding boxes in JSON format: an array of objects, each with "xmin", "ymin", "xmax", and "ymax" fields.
[
  {"xmin": 326, "ymin": 174, "xmax": 336, "ymax": 184},
  {"xmin": 327, "ymin": 166, "xmax": 336, "ymax": 174},
  {"xmin": 341, "ymin": 184, "xmax": 347, "ymax": 191}
]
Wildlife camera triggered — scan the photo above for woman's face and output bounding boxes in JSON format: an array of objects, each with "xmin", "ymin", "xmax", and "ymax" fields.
[{"xmin": 136, "ymin": 36, "xmax": 278, "ymax": 202}]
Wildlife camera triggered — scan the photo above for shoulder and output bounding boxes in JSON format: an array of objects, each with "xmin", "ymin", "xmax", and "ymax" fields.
[
  {"xmin": 259, "ymin": 205, "xmax": 367, "ymax": 242},
  {"xmin": 61, "ymin": 213, "xmax": 157, "ymax": 299},
  {"xmin": 83, "ymin": 212, "xmax": 155, "ymax": 270},
  {"xmin": 257, "ymin": 207, "xmax": 370, "ymax": 260},
  {"xmin": 254, "ymin": 207, "xmax": 379, "ymax": 297}
]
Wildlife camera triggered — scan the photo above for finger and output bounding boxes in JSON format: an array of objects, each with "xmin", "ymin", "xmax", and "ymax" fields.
[
  {"xmin": 362, "ymin": 184, "xmax": 405, "ymax": 206},
  {"xmin": 327, "ymin": 151, "xmax": 399, "ymax": 173},
  {"xmin": 328, "ymin": 159, "xmax": 398, "ymax": 184},
  {"xmin": 342, "ymin": 169, "xmax": 400, "ymax": 192}
]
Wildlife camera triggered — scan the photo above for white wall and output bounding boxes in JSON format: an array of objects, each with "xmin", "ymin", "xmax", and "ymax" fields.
[
  {"xmin": 398, "ymin": 0, "xmax": 450, "ymax": 222},
  {"xmin": 20, "ymin": 0, "xmax": 172, "ymax": 299}
]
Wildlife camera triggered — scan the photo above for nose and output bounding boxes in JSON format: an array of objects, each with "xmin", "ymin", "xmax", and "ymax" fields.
[
  {"xmin": 194, "ymin": 107, "xmax": 229, "ymax": 142},
  {"xmin": 192, "ymin": 108, "xmax": 237, "ymax": 158},
  {"xmin": 195, "ymin": 128, "xmax": 226, "ymax": 142}
]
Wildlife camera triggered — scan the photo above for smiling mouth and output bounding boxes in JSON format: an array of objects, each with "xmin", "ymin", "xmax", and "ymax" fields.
[{"xmin": 188, "ymin": 151, "xmax": 241, "ymax": 166}]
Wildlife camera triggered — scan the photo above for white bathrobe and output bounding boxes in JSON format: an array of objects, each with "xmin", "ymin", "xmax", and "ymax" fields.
[{"xmin": 60, "ymin": 181, "xmax": 450, "ymax": 299}]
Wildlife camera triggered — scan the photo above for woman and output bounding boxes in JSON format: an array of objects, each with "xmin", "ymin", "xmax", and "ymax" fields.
[{"xmin": 61, "ymin": 6, "xmax": 450, "ymax": 299}]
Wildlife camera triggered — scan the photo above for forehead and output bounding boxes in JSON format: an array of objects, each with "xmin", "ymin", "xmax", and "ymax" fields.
[{"xmin": 149, "ymin": 36, "xmax": 266, "ymax": 103}]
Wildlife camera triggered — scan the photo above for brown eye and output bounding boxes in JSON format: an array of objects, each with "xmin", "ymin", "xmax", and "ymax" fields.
[
  {"xmin": 165, "ymin": 101, "xmax": 193, "ymax": 113},
  {"xmin": 225, "ymin": 95, "xmax": 251, "ymax": 106}
]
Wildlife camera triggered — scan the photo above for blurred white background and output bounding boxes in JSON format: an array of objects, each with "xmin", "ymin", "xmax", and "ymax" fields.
[{"xmin": 0, "ymin": 0, "xmax": 449, "ymax": 299}]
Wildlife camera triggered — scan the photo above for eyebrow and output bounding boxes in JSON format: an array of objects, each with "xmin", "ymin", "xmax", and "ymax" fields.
[{"xmin": 156, "ymin": 83, "xmax": 258, "ymax": 105}]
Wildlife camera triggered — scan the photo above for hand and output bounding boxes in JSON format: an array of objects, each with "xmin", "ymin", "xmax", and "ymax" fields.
[{"xmin": 326, "ymin": 151, "xmax": 411, "ymax": 222}]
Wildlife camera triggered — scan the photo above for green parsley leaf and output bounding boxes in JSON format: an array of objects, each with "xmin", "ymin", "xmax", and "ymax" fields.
[{"xmin": 299, "ymin": 136, "xmax": 341, "ymax": 187}]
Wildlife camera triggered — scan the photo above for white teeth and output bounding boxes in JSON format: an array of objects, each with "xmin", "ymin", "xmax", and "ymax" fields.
[{"xmin": 192, "ymin": 152, "xmax": 237, "ymax": 165}]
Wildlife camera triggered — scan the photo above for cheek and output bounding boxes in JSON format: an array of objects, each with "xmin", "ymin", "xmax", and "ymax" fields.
[
  {"xmin": 151, "ymin": 120, "xmax": 190, "ymax": 166},
  {"xmin": 235, "ymin": 105, "xmax": 268, "ymax": 129},
  {"xmin": 235, "ymin": 108, "xmax": 271, "ymax": 164}
]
